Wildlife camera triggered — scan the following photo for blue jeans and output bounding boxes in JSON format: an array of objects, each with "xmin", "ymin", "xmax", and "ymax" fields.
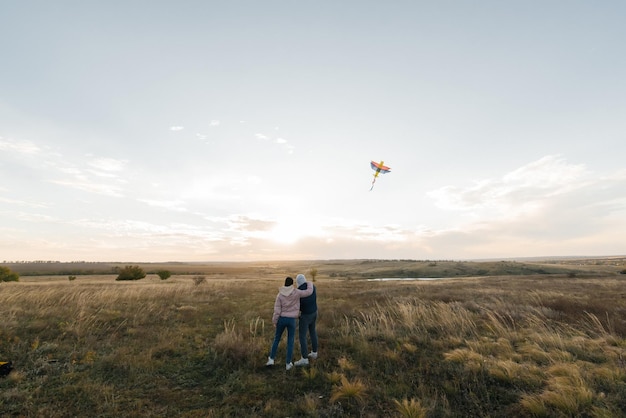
[
  {"xmin": 298, "ymin": 311, "xmax": 318, "ymax": 358},
  {"xmin": 270, "ymin": 316, "xmax": 296, "ymax": 363}
]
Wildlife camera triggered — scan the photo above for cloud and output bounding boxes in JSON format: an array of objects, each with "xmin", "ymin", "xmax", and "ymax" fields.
[
  {"xmin": 324, "ymin": 222, "xmax": 410, "ymax": 243},
  {"xmin": 45, "ymin": 155, "xmax": 129, "ymax": 197},
  {"xmin": 254, "ymin": 133, "xmax": 295, "ymax": 153},
  {"xmin": 227, "ymin": 215, "xmax": 275, "ymax": 232},
  {"xmin": 427, "ymin": 155, "xmax": 590, "ymax": 220},
  {"xmin": 0, "ymin": 136, "xmax": 129, "ymax": 198},
  {"xmin": 0, "ymin": 137, "xmax": 41, "ymax": 154},
  {"xmin": 48, "ymin": 178, "xmax": 125, "ymax": 197},
  {"xmin": 169, "ymin": 126, "xmax": 184, "ymax": 131},
  {"xmin": 85, "ymin": 158, "xmax": 129, "ymax": 179},
  {"xmin": 419, "ymin": 156, "xmax": 626, "ymax": 258},
  {"xmin": 138, "ymin": 198, "xmax": 189, "ymax": 212},
  {"xmin": 210, "ymin": 120, "xmax": 220, "ymax": 126},
  {"xmin": 71, "ymin": 218, "xmax": 225, "ymax": 242},
  {"xmin": 15, "ymin": 212, "xmax": 56, "ymax": 222},
  {"xmin": 251, "ymin": 156, "xmax": 625, "ymax": 261},
  {"xmin": 0, "ymin": 196, "xmax": 49, "ymax": 208},
  {"xmin": 502, "ymin": 155, "xmax": 588, "ymax": 189},
  {"xmin": 274, "ymin": 137, "xmax": 295, "ymax": 154},
  {"xmin": 88, "ymin": 157, "xmax": 127, "ymax": 172}
]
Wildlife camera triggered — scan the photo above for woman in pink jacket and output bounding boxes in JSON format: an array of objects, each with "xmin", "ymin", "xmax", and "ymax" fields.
[{"xmin": 266, "ymin": 276, "xmax": 313, "ymax": 370}]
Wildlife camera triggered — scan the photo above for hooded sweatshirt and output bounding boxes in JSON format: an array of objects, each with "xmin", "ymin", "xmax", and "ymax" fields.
[
  {"xmin": 298, "ymin": 282, "xmax": 317, "ymax": 315},
  {"xmin": 296, "ymin": 274, "xmax": 317, "ymax": 315},
  {"xmin": 272, "ymin": 281, "xmax": 313, "ymax": 324}
]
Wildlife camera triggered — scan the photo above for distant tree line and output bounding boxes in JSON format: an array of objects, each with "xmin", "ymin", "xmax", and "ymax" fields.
[
  {"xmin": 2, "ymin": 260, "xmax": 101, "ymax": 264},
  {"xmin": 0, "ymin": 263, "xmax": 176, "ymax": 282}
]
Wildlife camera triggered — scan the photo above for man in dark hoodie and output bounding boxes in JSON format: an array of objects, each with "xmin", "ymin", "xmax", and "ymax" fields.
[{"xmin": 294, "ymin": 273, "xmax": 318, "ymax": 366}]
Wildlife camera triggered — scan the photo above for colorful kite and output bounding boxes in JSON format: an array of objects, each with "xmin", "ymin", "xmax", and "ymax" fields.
[{"xmin": 369, "ymin": 160, "xmax": 391, "ymax": 191}]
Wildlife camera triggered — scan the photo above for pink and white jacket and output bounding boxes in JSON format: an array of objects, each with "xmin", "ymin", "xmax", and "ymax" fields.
[{"xmin": 272, "ymin": 281, "xmax": 314, "ymax": 324}]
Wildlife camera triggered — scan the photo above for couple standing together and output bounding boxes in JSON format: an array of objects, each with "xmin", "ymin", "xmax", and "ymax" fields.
[{"xmin": 266, "ymin": 274, "xmax": 318, "ymax": 370}]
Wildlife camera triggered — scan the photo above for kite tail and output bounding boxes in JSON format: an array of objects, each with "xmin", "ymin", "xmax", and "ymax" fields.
[{"xmin": 369, "ymin": 178, "xmax": 376, "ymax": 191}]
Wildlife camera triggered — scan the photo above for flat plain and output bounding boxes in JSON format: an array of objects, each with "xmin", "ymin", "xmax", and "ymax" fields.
[{"xmin": 1, "ymin": 258, "xmax": 625, "ymax": 417}]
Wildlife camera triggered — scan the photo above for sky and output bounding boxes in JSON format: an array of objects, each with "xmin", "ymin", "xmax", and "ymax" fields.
[{"xmin": 1, "ymin": 1, "xmax": 625, "ymax": 262}]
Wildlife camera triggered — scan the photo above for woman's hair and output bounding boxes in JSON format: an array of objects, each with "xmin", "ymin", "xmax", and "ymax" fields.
[{"xmin": 284, "ymin": 276, "xmax": 294, "ymax": 286}]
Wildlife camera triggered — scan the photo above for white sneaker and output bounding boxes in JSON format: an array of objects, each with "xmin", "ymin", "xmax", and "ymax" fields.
[
  {"xmin": 308, "ymin": 351, "xmax": 318, "ymax": 359},
  {"xmin": 286, "ymin": 362, "xmax": 293, "ymax": 371},
  {"xmin": 294, "ymin": 358, "xmax": 309, "ymax": 367},
  {"xmin": 265, "ymin": 357, "xmax": 274, "ymax": 366}
]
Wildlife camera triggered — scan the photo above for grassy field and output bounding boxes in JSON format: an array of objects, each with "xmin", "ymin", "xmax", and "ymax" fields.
[{"xmin": 1, "ymin": 259, "xmax": 626, "ymax": 417}]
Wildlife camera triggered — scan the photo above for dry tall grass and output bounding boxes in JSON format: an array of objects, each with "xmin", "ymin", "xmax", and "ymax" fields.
[{"xmin": 1, "ymin": 271, "xmax": 625, "ymax": 416}]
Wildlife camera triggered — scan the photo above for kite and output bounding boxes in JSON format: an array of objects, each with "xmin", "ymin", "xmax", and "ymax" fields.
[{"xmin": 369, "ymin": 160, "xmax": 391, "ymax": 191}]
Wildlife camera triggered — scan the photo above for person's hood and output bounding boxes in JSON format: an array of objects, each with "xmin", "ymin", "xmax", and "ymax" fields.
[
  {"xmin": 279, "ymin": 286, "xmax": 295, "ymax": 296},
  {"xmin": 296, "ymin": 274, "xmax": 306, "ymax": 287}
]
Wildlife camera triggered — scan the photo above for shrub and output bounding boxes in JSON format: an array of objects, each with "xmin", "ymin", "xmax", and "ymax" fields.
[
  {"xmin": 68, "ymin": 275, "xmax": 77, "ymax": 281},
  {"xmin": 330, "ymin": 376, "xmax": 367, "ymax": 405},
  {"xmin": 115, "ymin": 265, "xmax": 146, "ymax": 281},
  {"xmin": 393, "ymin": 398, "xmax": 429, "ymax": 418},
  {"xmin": 0, "ymin": 266, "xmax": 19, "ymax": 282},
  {"xmin": 156, "ymin": 270, "xmax": 171, "ymax": 280}
]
